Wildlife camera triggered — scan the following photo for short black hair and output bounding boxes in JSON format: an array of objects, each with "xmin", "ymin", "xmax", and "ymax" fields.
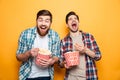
[
  {"xmin": 36, "ymin": 10, "xmax": 52, "ymax": 22},
  {"xmin": 66, "ymin": 11, "xmax": 79, "ymax": 23}
]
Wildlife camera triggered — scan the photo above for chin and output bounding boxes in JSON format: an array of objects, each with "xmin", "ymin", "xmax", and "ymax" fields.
[
  {"xmin": 37, "ymin": 28, "xmax": 49, "ymax": 36},
  {"xmin": 40, "ymin": 33, "xmax": 47, "ymax": 36},
  {"xmin": 39, "ymin": 30, "xmax": 49, "ymax": 36},
  {"xmin": 71, "ymin": 30, "xmax": 78, "ymax": 33}
]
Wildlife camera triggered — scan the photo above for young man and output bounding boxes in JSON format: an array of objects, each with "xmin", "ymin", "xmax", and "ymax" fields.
[
  {"xmin": 60, "ymin": 11, "xmax": 101, "ymax": 80},
  {"xmin": 16, "ymin": 10, "xmax": 60, "ymax": 80}
]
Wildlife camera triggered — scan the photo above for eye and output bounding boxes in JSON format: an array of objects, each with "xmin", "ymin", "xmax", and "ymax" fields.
[
  {"xmin": 38, "ymin": 18, "xmax": 43, "ymax": 22},
  {"xmin": 68, "ymin": 18, "xmax": 72, "ymax": 21},
  {"xmin": 74, "ymin": 17, "xmax": 77, "ymax": 20},
  {"xmin": 45, "ymin": 19, "xmax": 50, "ymax": 23}
]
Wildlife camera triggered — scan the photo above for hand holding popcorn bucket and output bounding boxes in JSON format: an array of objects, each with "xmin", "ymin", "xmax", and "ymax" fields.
[
  {"xmin": 35, "ymin": 48, "xmax": 51, "ymax": 66},
  {"xmin": 64, "ymin": 51, "xmax": 80, "ymax": 67}
]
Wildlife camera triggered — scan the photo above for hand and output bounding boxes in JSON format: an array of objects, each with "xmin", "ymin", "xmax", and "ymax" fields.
[
  {"xmin": 36, "ymin": 58, "xmax": 55, "ymax": 68},
  {"xmin": 74, "ymin": 43, "xmax": 86, "ymax": 54},
  {"xmin": 30, "ymin": 48, "xmax": 39, "ymax": 57},
  {"xmin": 62, "ymin": 61, "xmax": 72, "ymax": 69}
]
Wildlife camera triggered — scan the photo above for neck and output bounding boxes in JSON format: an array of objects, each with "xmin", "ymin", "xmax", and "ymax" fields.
[{"xmin": 70, "ymin": 31, "xmax": 80, "ymax": 37}]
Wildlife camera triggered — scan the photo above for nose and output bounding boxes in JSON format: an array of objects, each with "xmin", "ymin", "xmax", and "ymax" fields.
[{"xmin": 41, "ymin": 20, "xmax": 46, "ymax": 25}]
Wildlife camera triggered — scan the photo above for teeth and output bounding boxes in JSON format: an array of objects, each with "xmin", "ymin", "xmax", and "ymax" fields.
[
  {"xmin": 40, "ymin": 26, "xmax": 46, "ymax": 29},
  {"xmin": 41, "ymin": 27, "xmax": 45, "ymax": 29}
]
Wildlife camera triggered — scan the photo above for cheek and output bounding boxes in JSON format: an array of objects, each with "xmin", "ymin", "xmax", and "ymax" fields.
[
  {"xmin": 68, "ymin": 22, "xmax": 71, "ymax": 26},
  {"xmin": 36, "ymin": 22, "xmax": 41, "ymax": 27},
  {"xmin": 47, "ymin": 23, "xmax": 51, "ymax": 27},
  {"xmin": 37, "ymin": 22, "xmax": 42, "ymax": 25},
  {"xmin": 68, "ymin": 24, "xmax": 72, "ymax": 28},
  {"xmin": 46, "ymin": 23, "xmax": 50, "ymax": 26}
]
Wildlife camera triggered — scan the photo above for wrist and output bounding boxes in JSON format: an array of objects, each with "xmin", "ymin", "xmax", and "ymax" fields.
[
  {"xmin": 84, "ymin": 47, "xmax": 89, "ymax": 53},
  {"xmin": 49, "ymin": 58, "xmax": 55, "ymax": 66},
  {"xmin": 25, "ymin": 51, "xmax": 31, "ymax": 58}
]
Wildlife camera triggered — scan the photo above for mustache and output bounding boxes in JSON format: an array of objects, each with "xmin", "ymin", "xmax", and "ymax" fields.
[{"xmin": 40, "ymin": 25, "xmax": 47, "ymax": 28}]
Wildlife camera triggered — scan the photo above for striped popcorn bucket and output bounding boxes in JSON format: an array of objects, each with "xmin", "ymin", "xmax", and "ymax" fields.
[
  {"xmin": 35, "ymin": 54, "xmax": 50, "ymax": 66},
  {"xmin": 64, "ymin": 51, "xmax": 80, "ymax": 67}
]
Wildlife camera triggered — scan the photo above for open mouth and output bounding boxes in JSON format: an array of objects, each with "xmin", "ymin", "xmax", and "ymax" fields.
[
  {"xmin": 40, "ymin": 25, "xmax": 47, "ymax": 29},
  {"xmin": 72, "ymin": 23, "xmax": 77, "ymax": 28},
  {"xmin": 72, "ymin": 23, "xmax": 76, "ymax": 26}
]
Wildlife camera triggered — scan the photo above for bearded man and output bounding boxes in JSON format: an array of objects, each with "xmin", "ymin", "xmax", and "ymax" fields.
[{"xmin": 16, "ymin": 10, "xmax": 60, "ymax": 80}]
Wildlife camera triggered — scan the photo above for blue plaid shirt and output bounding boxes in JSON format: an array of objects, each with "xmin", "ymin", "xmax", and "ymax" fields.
[
  {"xmin": 16, "ymin": 27, "xmax": 60, "ymax": 80},
  {"xmin": 60, "ymin": 31, "xmax": 101, "ymax": 80}
]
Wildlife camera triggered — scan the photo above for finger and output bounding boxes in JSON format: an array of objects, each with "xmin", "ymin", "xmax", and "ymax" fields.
[
  {"xmin": 39, "ymin": 61, "xmax": 48, "ymax": 66},
  {"xmin": 35, "ymin": 48, "xmax": 39, "ymax": 52},
  {"xmin": 63, "ymin": 61, "xmax": 67, "ymax": 64}
]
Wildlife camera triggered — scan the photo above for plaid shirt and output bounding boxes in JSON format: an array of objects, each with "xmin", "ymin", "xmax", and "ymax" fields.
[
  {"xmin": 60, "ymin": 31, "xmax": 101, "ymax": 80},
  {"xmin": 16, "ymin": 27, "xmax": 60, "ymax": 80}
]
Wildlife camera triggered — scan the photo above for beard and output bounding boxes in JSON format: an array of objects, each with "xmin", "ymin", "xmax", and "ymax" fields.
[
  {"xmin": 70, "ymin": 29, "xmax": 78, "ymax": 33},
  {"xmin": 37, "ymin": 26, "xmax": 50, "ymax": 36}
]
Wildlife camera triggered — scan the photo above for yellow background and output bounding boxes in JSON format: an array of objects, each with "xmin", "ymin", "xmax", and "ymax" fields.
[{"xmin": 0, "ymin": 0, "xmax": 120, "ymax": 80}]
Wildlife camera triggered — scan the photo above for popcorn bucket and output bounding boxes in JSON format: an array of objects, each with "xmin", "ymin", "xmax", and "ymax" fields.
[
  {"xmin": 64, "ymin": 51, "xmax": 80, "ymax": 67},
  {"xmin": 35, "ymin": 48, "xmax": 51, "ymax": 66},
  {"xmin": 35, "ymin": 54, "xmax": 50, "ymax": 66}
]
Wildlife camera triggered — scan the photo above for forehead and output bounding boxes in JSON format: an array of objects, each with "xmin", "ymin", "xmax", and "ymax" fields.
[
  {"xmin": 68, "ymin": 15, "xmax": 77, "ymax": 19},
  {"xmin": 38, "ymin": 16, "xmax": 50, "ymax": 20}
]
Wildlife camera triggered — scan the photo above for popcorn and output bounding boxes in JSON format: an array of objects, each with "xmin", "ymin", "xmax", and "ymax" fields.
[{"xmin": 38, "ymin": 48, "xmax": 51, "ymax": 55}]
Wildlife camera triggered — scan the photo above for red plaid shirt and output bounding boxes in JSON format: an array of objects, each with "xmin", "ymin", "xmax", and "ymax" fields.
[{"xmin": 60, "ymin": 31, "xmax": 101, "ymax": 80}]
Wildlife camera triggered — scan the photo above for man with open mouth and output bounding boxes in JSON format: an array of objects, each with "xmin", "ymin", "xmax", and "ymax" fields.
[
  {"xmin": 16, "ymin": 10, "xmax": 60, "ymax": 80},
  {"xmin": 59, "ymin": 11, "xmax": 101, "ymax": 80}
]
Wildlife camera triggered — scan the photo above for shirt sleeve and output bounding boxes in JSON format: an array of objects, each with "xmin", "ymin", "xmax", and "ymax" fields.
[
  {"xmin": 16, "ymin": 31, "xmax": 27, "ymax": 55},
  {"xmin": 51, "ymin": 32, "xmax": 60, "ymax": 58},
  {"xmin": 89, "ymin": 34, "xmax": 101, "ymax": 61}
]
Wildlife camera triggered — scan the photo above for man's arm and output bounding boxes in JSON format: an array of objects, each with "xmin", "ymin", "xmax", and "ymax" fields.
[
  {"xmin": 16, "ymin": 48, "xmax": 39, "ymax": 62},
  {"xmin": 16, "ymin": 50, "xmax": 31, "ymax": 62}
]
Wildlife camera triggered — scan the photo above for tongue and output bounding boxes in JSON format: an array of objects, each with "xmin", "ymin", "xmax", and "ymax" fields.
[{"xmin": 72, "ymin": 24, "xmax": 76, "ymax": 29}]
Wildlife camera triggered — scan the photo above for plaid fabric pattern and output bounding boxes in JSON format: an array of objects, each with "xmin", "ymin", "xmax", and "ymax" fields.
[
  {"xmin": 17, "ymin": 27, "xmax": 60, "ymax": 80},
  {"xmin": 60, "ymin": 31, "xmax": 101, "ymax": 80}
]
